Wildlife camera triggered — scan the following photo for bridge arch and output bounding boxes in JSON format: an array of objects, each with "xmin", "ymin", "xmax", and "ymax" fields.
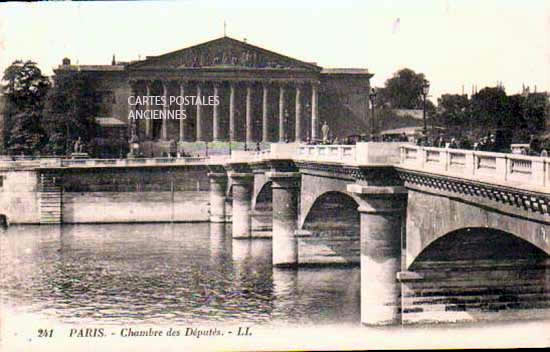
[
  {"xmin": 405, "ymin": 189, "xmax": 550, "ymax": 269},
  {"xmin": 253, "ymin": 181, "xmax": 272, "ymax": 211},
  {"xmin": 403, "ymin": 226, "xmax": 550, "ymax": 324},
  {"xmin": 410, "ymin": 227, "xmax": 549, "ymax": 270},
  {"xmin": 301, "ymin": 191, "xmax": 360, "ymax": 231}
]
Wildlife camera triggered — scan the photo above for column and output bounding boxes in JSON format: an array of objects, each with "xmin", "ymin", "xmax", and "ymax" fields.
[
  {"xmin": 311, "ymin": 82, "xmax": 319, "ymax": 141},
  {"xmin": 213, "ymin": 82, "xmax": 221, "ymax": 141},
  {"xmin": 229, "ymin": 82, "xmax": 236, "ymax": 142},
  {"xmin": 145, "ymin": 81, "xmax": 151, "ymax": 139},
  {"xmin": 161, "ymin": 81, "xmax": 168, "ymax": 140},
  {"xmin": 295, "ymin": 84, "xmax": 302, "ymax": 142},
  {"xmin": 230, "ymin": 173, "xmax": 253, "ymax": 238},
  {"xmin": 196, "ymin": 83, "xmax": 203, "ymax": 142},
  {"xmin": 128, "ymin": 81, "xmax": 137, "ymax": 136},
  {"xmin": 246, "ymin": 83, "xmax": 253, "ymax": 143},
  {"xmin": 279, "ymin": 84, "xmax": 286, "ymax": 142},
  {"xmin": 268, "ymin": 172, "xmax": 300, "ymax": 267},
  {"xmin": 347, "ymin": 184, "xmax": 407, "ymax": 326},
  {"xmin": 178, "ymin": 81, "xmax": 185, "ymax": 142},
  {"xmin": 208, "ymin": 172, "xmax": 227, "ymax": 223},
  {"xmin": 262, "ymin": 82, "xmax": 269, "ymax": 143}
]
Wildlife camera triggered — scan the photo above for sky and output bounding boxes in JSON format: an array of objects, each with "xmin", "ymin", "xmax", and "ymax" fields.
[{"xmin": 0, "ymin": 0, "xmax": 548, "ymax": 102}]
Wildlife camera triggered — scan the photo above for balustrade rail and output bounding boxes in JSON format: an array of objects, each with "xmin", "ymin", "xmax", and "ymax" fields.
[
  {"xmin": 296, "ymin": 144, "xmax": 356, "ymax": 163},
  {"xmin": 400, "ymin": 146, "xmax": 550, "ymax": 190}
]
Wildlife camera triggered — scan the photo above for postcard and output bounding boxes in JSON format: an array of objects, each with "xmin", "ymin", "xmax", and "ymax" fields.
[{"xmin": 0, "ymin": 1, "xmax": 548, "ymax": 351}]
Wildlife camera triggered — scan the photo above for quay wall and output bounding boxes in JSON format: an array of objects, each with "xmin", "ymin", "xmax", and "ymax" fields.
[
  {"xmin": 0, "ymin": 166, "xmax": 211, "ymax": 224},
  {"xmin": 61, "ymin": 166, "xmax": 211, "ymax": 224},
  {"xmin": 0, "ymin": 169, "xmax": 40, "ymax": 224}
]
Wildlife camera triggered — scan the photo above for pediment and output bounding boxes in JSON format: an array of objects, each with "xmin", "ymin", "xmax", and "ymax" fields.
[{"xmin": 129, "ymin": 36, "xmax": 321, "ymax": 71}]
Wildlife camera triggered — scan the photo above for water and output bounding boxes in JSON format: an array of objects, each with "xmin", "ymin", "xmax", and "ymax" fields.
[
  {"xmin": 0, "ymin": 223, "xmax": 360, "ymax": 326},
  {"xmin": 1, "ymin": 223, "xmax": 548, "ymax": 350}
]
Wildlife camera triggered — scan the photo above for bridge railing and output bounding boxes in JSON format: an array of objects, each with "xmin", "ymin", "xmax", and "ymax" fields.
[
  {"xmin": 33, "ymin": 156, "xmax": 210, "ymax": 168},
  {"xmin": 295, "ymin": 142, "xmax": 403, "ymax": 165},
  {"xmin": 296, "ymin": 144, "xmax": 356, "ymax": 163},
  {"xmin": 400, "ymin": 146, "xmax": 550, "ymax": 190}
]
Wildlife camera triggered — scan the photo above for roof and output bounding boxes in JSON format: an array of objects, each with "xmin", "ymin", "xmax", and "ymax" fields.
[
  {"xmin": 322, "ymin": 68, "xmax": 370, "ymax": 75},
  {"xmin": 380, "ymin": 127, "xmax": 423, "ymax": 135},
  {"xmin": 95, "ymin": 117, "xmax": 126, "ymax": 127},
  {"xmin": 56, "ymin": 65, "xmax": 126, "ymax": 72},
  {"xmin": 128, "ymin": 36, "xmax": 322, "ymax": 71},
  {"xmin": 393, "ymin": 109, "xmax": 424, "ymax": 120}
]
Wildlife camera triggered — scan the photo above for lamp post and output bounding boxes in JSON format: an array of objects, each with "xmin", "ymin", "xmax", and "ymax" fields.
[
  {"xmin": 421, "ymin": 80, "xmax": 430, "ymax": 137},
  {"xmin": 368, "ymin": 88, "xmax": 377, "ymax": 137}
]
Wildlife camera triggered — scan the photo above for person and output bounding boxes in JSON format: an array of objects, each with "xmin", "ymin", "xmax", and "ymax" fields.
[
  {"xmin": 321, "ymin": 121, "xmax": 330, "ymax": 144},
  {"xmin": 449, "ymin": 138, "xmax": 458, "ymax": 149},
  {"xmin": 541, "ymin": 149, "xmax": 548, "ymax": 157},
  {"xmin": 73, "ymin": 137, "xmax": 81, "ymax": 153}
]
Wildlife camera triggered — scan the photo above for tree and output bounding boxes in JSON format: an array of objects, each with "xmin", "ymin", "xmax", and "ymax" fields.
[
  {"xmin": 471, "ymin": 87, "xmax": 509, "ymax": 131},
  {"xmin": 383, "ymin": 68, "xmax": 428, "ymax": 109},
  {"xmin": 42, "ymin": 71, "xmax": 99, "ymax": 155},
  {"xmin": 437, "ymin": 94, "xmax": 470, "ymax": 127},
  {"xmin": 2, "ymin": 60, "xmax": 50, "ymax": 154}
]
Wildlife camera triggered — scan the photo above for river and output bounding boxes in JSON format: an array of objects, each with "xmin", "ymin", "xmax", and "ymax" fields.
[{"xmin": 0, "ymin": 223, "xmax": 547, "ymax": 350}]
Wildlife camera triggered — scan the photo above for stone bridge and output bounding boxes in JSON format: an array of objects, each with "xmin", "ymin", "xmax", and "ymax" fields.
[
  {"xmin": 0, "ymin": 143, "xmax": 548, "ymax": 326},
  {"xmin": 207, "ymin": 142, "xmax": 550, "ymax": 325}
]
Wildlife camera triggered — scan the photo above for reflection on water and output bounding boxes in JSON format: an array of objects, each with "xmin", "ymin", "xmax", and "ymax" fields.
[{"xmin": 0, "ymin": 223, "xmax": 359, "ymax": 326}]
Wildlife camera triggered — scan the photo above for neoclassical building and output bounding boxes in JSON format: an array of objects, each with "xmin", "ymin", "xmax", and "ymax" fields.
[{"xmin": 54, "ymin": 36, "xmax": 373, "ymax": 155}]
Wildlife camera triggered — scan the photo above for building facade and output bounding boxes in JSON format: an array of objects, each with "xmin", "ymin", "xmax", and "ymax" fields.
[{"xmin": 54, "ymin": 36, "xmax": 373, "ymax": 155}]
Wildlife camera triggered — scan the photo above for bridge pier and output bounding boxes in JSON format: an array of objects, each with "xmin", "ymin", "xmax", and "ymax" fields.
[
  {"xmin": 208, "ymin": 173, "xmax": 228, "ymax": 223},
  {"xmin": 348, "ymin": 184, "xmax": 407, "ymax": 326},
  {"xmin": 268, "ymin": 172, "xmax": 300, "ymax": 267},
  {"xmin": 230, "ymin": 173, "xmax": 254, "ymax": 238}
]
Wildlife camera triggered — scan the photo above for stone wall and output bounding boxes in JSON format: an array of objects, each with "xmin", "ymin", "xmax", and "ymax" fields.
[
  {"xmin": 0, "ymin": 169, "xmax": 40, "ymax": 224},
  {"xmin": 63, "ymin": 191, "xmax": 208, "ymax": 223},
  {"xmin": 60, "ymin": 166, "xmax": 210, "ymax": 223}
]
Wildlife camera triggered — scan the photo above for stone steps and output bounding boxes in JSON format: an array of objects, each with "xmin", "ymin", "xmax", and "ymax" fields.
[{"xmin": 39, "ymin": 173, "xmax": 62, "ymax": 224}]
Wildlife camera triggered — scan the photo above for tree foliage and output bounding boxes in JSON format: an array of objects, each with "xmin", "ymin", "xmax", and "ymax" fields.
[
  {"xmin": 1, "ymin": 60, "xmax": 50, "ymax": 155},
  {"xmin": 435, "ymin": 86, "xmax": 548, "ymax": 142},
  {"xmin": 42, "ymin": 71, "xmax": 99, "ymax": 155},
  {"xmin": 381, "ymin": 68, "xmax": 428, "ymax": 109}
]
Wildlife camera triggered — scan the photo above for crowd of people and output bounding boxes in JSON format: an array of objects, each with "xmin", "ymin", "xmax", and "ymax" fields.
[{"xmin": 416, "ymin": 132, "xmax": 549, "ymax": 157}]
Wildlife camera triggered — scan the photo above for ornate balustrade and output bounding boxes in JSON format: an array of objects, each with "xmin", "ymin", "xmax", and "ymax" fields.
[{"xmin": 400, "ymin": 146, "xmax": 550, "ymax": 191}]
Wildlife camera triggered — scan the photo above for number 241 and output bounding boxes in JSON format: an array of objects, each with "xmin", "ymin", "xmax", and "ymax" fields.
[{"xmin": 38, "ymin": 329, "xmax": 53, "ymax": 338}]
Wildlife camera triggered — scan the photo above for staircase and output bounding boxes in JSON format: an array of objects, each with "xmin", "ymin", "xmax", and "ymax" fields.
[{"xmin": 39, "ymin": 172, "xmax": 63, "ymax": 224}]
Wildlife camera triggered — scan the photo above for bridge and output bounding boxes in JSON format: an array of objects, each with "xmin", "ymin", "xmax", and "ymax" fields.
[
  {"xmin": 0, "ymin": 143, "xmax": 548, "ymax": 325},
  {"xmin": 210, "ymin": 142, "xmax": 550, "ymax": 325}
]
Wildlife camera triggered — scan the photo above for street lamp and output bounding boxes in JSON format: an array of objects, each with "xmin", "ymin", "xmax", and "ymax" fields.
[
  {"xmin": 368, "ymin": 88, "xmax": 377, "ymax": 137},
  {"xmin": 421, "ymin": 80, "xmax": 430, "ymax": 137}
]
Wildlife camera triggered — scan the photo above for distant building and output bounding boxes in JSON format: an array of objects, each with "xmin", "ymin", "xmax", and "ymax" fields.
[
  {"xmin": 392, "ymin": 109, "xmax": 423, "ymax": 120},
  {"xmin": 54, "ymin": 36, "xmax": 373, "ymax": 156}
]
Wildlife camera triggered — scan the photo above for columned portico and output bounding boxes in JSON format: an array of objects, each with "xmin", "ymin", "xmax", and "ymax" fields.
[
  {"xmin": 229, "ymin": 82, "xmax": 236, "ymax": 142},
  {"xmin": 161, "ymin": 81, "xmax": 168, "ymax": 140},
  {"xmin": 246, "ymin": 83, "xmax": 254, "ymax": 143},
  {"xmin": 311, "ymin": 82, "xmax": 319, "ymax": 141},
  {"xmin": 213, "ymin": 82, "xmax": 221, "ymax": 141},
  {"xmin": 279, "ymin": 84, "xmax": 286, "ymax": 142},
  {"xmin": 145, "ymin": 81, "xmax": 152, "ymax": 139},
  {"xmin": 262, "ymin": 83, "xmax": 269, "ymax": 143},
  {"xmin": 179, "ymin": 81, "xmax": 185, "ymax": 142},
  {"xmin": 196, "ymin": 83, "xmax": 203, "ymax": 142},
  {"xmin": 295, "ymin": 84, "xmax": 302, "ymax": 142}
]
